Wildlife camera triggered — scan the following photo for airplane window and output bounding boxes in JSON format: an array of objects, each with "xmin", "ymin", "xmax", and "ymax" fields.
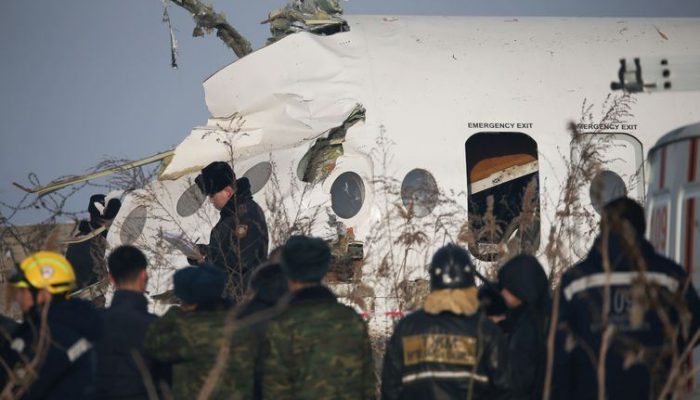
[
  {"xmin": 401, "ymin": 169, "xmax": 438, "ymax": 218},
  {"xmin": 580, "ymin": 132, "xmax": 644, "ymax": 201},
  {"xmin": 176, "ymin": 182, "xmax": 207, "ymax": 217},
  {"xmin": 243, "ymin": 161, "xmax": 273, "ymax": 195},
  {"xmin": 465, "ymin": 132, "xmax": 540, "ymax": 260},
  {"xmin": 120, "ymin": 205, "xmax": 147, "ymax": 245},
  {"xmin": 331, "ymin": 172, "xmax": 365, "ymax": 219},
  {"xmin": 589, "ymin": 170, "xmax": 628, "ymax": 214}
]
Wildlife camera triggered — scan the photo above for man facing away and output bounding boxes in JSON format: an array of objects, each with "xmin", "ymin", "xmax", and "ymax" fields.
[
  {"xmin": 552, "ymin": 197, "xmax": 700, "ymax": 399},
  {"xmin": 146, "ymin": 264, "xmax": 267, "ymax": 399},
  {"xmin": 497, "ymin": 254, "xmax": 550, "ymax": 400},
  {"xmin": 262, "ymin": 235, "xmax": 375, "ymax": 399},
  {"xmin": 65, "ymin": 194, "xmax": 121, "ymax": 290},
  {"xmin": 96, "ymin": 245, "xmax": 168, "ymax": 400},
  {"xmin": 194, "ymin": 161, "xmax": 269, "ymax": 301},
  {"xmin": 2, "ymin": 251, "xmax": 102, "ymax": 400},
  {"xmin": 381, "ymin": 244, "xmax": 509, "ymax": 400}
]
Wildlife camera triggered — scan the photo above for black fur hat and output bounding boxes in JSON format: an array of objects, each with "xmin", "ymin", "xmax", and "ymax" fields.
[
  {"xmin": 196, "ymin": 161, "xmax": 236, "ymax": 196},
  {"xmin": 281, "ymin": 235, "xmax": 332, "ymax": 283}
]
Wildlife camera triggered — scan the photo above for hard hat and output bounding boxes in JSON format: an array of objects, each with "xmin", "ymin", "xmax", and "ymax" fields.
[
  {"xmin": 10, "ymin": 251, "xmax": 76, "ymax": 294},
  {"xmin": 429, "ymin": 244, "xmax": 476, "ymax": 290}
]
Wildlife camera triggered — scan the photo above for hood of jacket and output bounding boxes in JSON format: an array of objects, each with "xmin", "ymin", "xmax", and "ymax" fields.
[{"xmin": 498, "ymin": 254, "xmax": 549, "ymax": 310}]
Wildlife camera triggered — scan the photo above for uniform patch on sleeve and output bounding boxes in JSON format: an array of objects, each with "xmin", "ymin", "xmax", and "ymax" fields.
[
  {"xmin": 402, "ymin": 334, "xmax": 476, "ymax": 366},
  {"xmin": 235, "ymin": 224, "xmax": 249, "ymax": 238}
]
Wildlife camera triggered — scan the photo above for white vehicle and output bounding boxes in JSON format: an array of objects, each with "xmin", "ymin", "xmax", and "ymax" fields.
[
  {"xmin": 19, "ymin": 16, "xmax": 700, "ymax": 326},
  {"xmin": 647, "ymin": 122, "xmax": 700, "ymax": 386}
]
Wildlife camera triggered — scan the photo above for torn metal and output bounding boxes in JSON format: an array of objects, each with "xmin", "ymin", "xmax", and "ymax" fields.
[
  {"xmin": 160, "ymin": 27, "xmax": 364, "ymax": 180},
  {"xmin": 298, "ymin": 104, "xmax": 365, "ymax": 183},
  {"xmin": 262, "ymin": 0, "xmax": 348, "ymax": 44}
]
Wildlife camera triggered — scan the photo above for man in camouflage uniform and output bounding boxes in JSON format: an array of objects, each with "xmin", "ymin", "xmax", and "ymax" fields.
[
  {"xmin": 262, "ymin": 235, "xmax": 375, "ymax": 399},
  {"xmin": 194, "ymin": 161, "xmax": 269, "ymax": 301},
  {"xmin": 145, "ymin": 265, "xmax": 256, "ymax": 399}
]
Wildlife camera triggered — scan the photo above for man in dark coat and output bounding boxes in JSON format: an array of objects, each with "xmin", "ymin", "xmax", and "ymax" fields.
[
  {"xmin": 497, "ymin": 254, "xmax": 550, "ymax": 400},
  {"xmin": 1, "ymin": 251, "xmax": 102, "ymax": 400},
  {"xmin": 381, "ymin": 243, "xmax": 510, "ymax": 400},
  {"xmin": 96, "ymin": 245, "xmax": 168, "ymax": 399},
  {"xmin": 65, "ymin": 194, "xmax": 121, "ymax": 290},
  {"xmin": 262, "ymin": 235, "xmax": 375, "ymax": 399},
  {"xmin": 552, "ymin": 197, "xmax": 700, "ymax": 399},
  {"xmin": 194, "ymin": 161, "xmax": 269, "ymax": 301}
]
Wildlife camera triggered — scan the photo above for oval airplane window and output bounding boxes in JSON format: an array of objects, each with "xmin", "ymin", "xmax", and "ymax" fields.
[
  {"xmin": 401, "ymin": 169, "xmax": 438, "ymax": 218},
  {"xmin": 243, "ymin": 161, "xmax": 273, "ymax": 195},
  {"xmin": 590, "ymin": 170, "xmax": 628, "ymax": 214},
  {"xmin": 331, "ymin": 172, "xmax": 365, "ymax": 219},
  {"xmin": 120, "ymin": 205, "xmax": 147, "ymax": 245},
  {"xmin": 177, "ymin": 183, "xmax": 207, "ymax": 217}
]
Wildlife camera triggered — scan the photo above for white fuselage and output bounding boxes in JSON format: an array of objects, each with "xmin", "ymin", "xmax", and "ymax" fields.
[{"xmin": 106, "ymin": 16, "xmax": 700, "ymax": 323}]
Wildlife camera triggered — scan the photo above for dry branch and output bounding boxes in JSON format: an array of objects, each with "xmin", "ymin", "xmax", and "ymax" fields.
[{"xmin": 171, "ymin": 0, "xmax": 252, "ymax": 58}]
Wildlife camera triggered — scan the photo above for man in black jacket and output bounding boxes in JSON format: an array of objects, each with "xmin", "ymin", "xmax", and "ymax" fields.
[
  {"xmin": 95, "ymin": 245, "xmax": 168, "ymax": 399},
  {"xmin": 2, "ymin": 251, "xmax": 102, "ymax": 400},
  {"xmin": 194, "ymin": 161, "xmax": 269, "ymax": 301},
  {"xmin": 65, "ymin": 194, "xmax": 121, "ymax": 290},
  {"xmin": 498, "ymin": 254, "xmax": 550, "ymax": 400},
  {"xmin": 552, "ymin": 197, "xmax": 700, "ymax": 399},
  {"xmin": 381, "ymin": 244, "xmax": 509, "ymax": 400}
]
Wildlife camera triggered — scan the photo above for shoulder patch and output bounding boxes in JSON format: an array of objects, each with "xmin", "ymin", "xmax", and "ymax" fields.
[{"xmin": 236, "ymin": 224, "xmax": 249, "ymax": 238}]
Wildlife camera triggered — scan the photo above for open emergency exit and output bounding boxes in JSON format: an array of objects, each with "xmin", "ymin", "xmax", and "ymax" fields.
[{"xmin": 465, "ymin": 132, "xmax": 540, "ymax": 260}]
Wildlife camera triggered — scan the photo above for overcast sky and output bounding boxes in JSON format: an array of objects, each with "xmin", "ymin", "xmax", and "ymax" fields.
[{"xmin": 2, "ymin": 0, "xmax": 700, "ymax": 224}]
